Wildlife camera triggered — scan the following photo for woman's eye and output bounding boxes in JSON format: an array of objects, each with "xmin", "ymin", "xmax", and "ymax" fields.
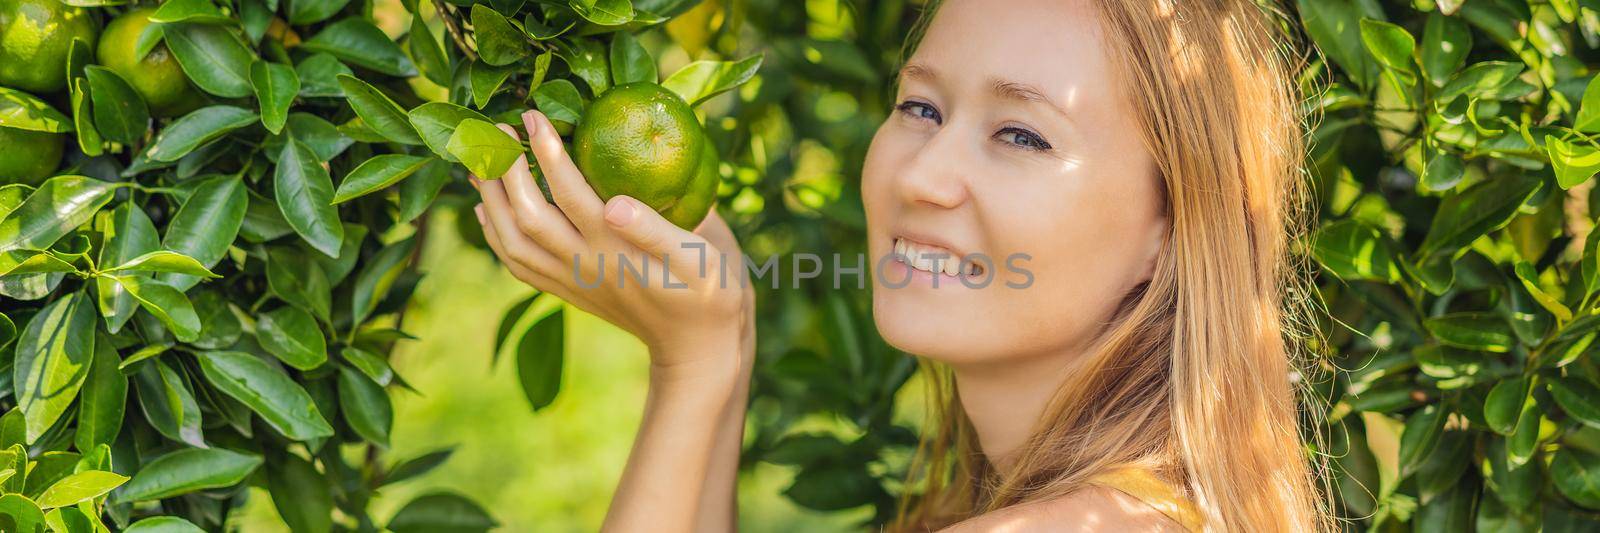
[
  {"xmin": 895, "ymin": 101, "xmax": 941, "ymax": 123},
  {"xmin": 996, "ymin": 127, "xmax": 1052, "ymax": 151}
]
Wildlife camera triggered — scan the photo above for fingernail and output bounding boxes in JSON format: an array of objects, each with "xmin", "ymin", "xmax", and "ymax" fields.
[
  {"xmin": 604, "ymin": 198, "xmax": 636, "ymax": 226},
  {"xmin": 523, "ymin": 110, "xmax": 542, "ymax": 138}
]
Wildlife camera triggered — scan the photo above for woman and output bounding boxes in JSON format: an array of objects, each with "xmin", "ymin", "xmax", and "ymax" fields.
[{"xmin": 469, "ymin": 0, "xmax": 1332, "ymax": 530}]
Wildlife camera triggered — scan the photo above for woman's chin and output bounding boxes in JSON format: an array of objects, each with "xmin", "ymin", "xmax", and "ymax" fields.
[{"xmin": 871, "ymin": 291, "xmax": 989, "ymax": 364}]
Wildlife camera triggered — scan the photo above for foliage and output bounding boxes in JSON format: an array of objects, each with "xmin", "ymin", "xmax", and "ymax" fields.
[
  {"xmin": 1298, "ymin": 0, "xmax": 1600, "ymax": 530},
  {"xmin": 0, "ymin": 0, "xmax": 748, "ymax": 530}
]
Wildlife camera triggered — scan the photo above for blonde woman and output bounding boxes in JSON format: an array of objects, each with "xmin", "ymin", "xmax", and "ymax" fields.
[{"xmin": 469, "ymin": 0, "xmax": 1331, "ymax": 530}]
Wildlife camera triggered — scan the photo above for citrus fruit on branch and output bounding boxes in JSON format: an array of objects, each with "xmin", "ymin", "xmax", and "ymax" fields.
[
  {"xmin": 97, "ymin": 7, "xmax": 201, "ymax": 118},
  {"xmin": 0, "ymin": 0, "xmax": 97, "ymax": 93},
  {"xmin": 572, "ymin": 83, "xmax": 720, "ymax": 231}
]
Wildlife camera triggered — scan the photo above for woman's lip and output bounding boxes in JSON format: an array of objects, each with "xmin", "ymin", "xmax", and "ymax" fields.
[{"xmin": 891, "ymin": 231, "xmax": 967, "ymax": 259}]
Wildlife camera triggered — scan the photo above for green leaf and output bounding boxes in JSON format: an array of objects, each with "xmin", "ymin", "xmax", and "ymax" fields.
[
  {"xmin": 350, "ymin": 238, "xmax": 416, "ymax": 326},
  {"xmin": 471, "ymin": 4, "xmax": 529, "ymax": 67},
  {"xmin": 1420, "ymin": 13, "xmax": 1471, "ymax": 86},
  {"xmin": 1296, "ymin": 0, "xmax": 1382, "ymax": 91},
  {"xmin": 1417, "ymin": 173, "xmax": 1541, "ymax": 259},
  {"xmin": 383, "ymin": 448, "xmax": 455, "ymax": 486},
  {"xmin": 287, "ymin": 0, "xmax": 351, "ymax": 25},
  {"xmin": 1425, "ymin": 312, "xmax": 1515, "ymax": 352},
  {"xmin": 1485, "ymin": 377, "xmax": 1531, "ymax": 435},
  {"xmin": 250, "ymin": 61, "xmax": 299, "ymax": 135},
  {"xmin": 275, "ymin": 138, "xmax": 346, "ymax": 258},
  {"xmin": 661, "ymin": 55, "xmax": 764, "ymax": 106},
  {"xmin": 1437, "ymin": 61, "xmax": 1524, "ymax": 103},
  {"xmin": 516, "ymin": 307, "xmax": 563, "ymax": 411},
  {"xmin": 13, "ymin": 292, "xmax": 95, "ymax": 444},
  {"xmin": 295, "ymin": 53, "xmax": 353, "ymax": 98},
  {"xmin": 342, "ymin": 346, "xmax": 398, "ymax": 386},
  {"xmin": 95, "ymin": 202, "xmax": 158, "ymax": 333},
  {"xmin": 467, "ymin": 60, "xmax": 515, "ymax": 108},
  {"xmin": 110, "ymin": 276, "xmax": 201, "ymax": 343},
  {"xmin": 149, "ymin": 0, "xmax": 231, "ymax": 24},
  {"xmin": 256, "ymin": 306, "xmax": 328, "ymax": 370},
  {"xmin": 1512, "ymin": 260, "xmax": 1572, "ymax": 323},
  {"xmin": 265, "ymin": 453, "xmax": 333, "ymax": 533},
  {"xmin": 336, "ymin": 75, "xmax": 423, "ymax": 145},
  {"xmin": 0, "ymin": 86, "xmax": 72, "ymax": 133},
  {"xmin": 555, "ymin": 38, "xmax": 610, "ymax": 95},
  {"xmin": 1575, "ymin": 75, "xmax": 1600, "ymax": 133},
  {"xmin": 338, "ymin": 365, "xmax": 392, "ymax": 447},
  {"xmin": 267, "ymin": 246, "xmax": 333, "ymax": 322},
  {"xmin": 133, "ymin": 360, "xmax": 206, "ymax": 448},
  {"xmin": 493, "ymin": 294, "xmax": 539, "ymax": 368},
  {"xmin": 36, "ymin": 471, "xmax": 127, "ymax": 509},
  {"xmin": 0, "ymin": 494, "xmax": 45, "ymax": 533},
  {"xmin": 570, "ymin": 0, "xmax": 635, "ymax": 26},
  {"xmin": 197, "ymin": 350, "xmax": 335, "ymax": 440},
  {"xmin": 1398, "ymin": 404, "xmax": 1446, "ymax": 477},
  {"xmin": 387, "ymin": 492, "xmax": 498, "ymax": 533},
  {"xmin": 106, "ymin": 251, "xmax": 220, "ymax": 278},
  {"xmin": 301, "ymin": 18, "xmax": 418, "ymax": 77},
  {"xmin": 1421, "ymin": 151, "xmax": 1466, "ymax": 192},
  {"xmin": 0, "ymin": 176, "xmax": 116, "ymax": 254},
  {"xmin": 74, "ymin": 333, "xmax": 125, "ymax": 453},
  {"xmin": 114, "ymin": 448, "xmax": 262, "ymax": 503},
  {"xmin": 446, "ymin": 118, "xmax": 524, "ymax": 180},
  {"xmin": 189, "ymin": 289, "xmax": 241, "ymax": 350},
  {"xmin": 409, "ymin": 102, "xmax": 492, "ymax": 162},
  {"xmin": 1312, "ymin": 220, "xmax": 1401, "ymax": 282},
  {"xmin": 84, "ymin": 66, "xmax": 149, "ymax": 145},
  {"xmin": 531, "ymin": 79, "xmax": 583, "ymax": 126},
  {"xmin": 147, "ymin": 106, "xmax": 258, "ymax": 162},
  {"xmin": 282, "ymin": 113, "xmax": 354, "ymax": 160},
  {"xmin": 1359, "ymin": 19, "xmax": 1416, "ymax": 74},
  {"xmin": 408, "ymin": 16, "xmax": 451, "ymax": 87},
  {"xmin": 1552, "ymin": 448, "xmax": 1600, "ymax": 509},
  {"xmin": 163, "ymin": 23, "xmax": 255, "ymax": 98},
  {"xmin": 70, "ymin": 77, "xmax": 102, "ymax": 156},
  {"xmin": 332, "ymin": 154, "xmax": 431, "ymax": 204},
  {"xmin": 123, "ymin": 516, "xmax": 206, "ymax": 533},
  {"xmin": 1546, "ymin": 135, "xmax": 1600, "ymax": 190},
  {"xmin": 609, "ymin": 31, "xmax": 655, "ymax": 85},
  {"xmin": 1551, "ymin": 377, "xmax": 1600, "ymax": 429},
  {"xmin": 159, "ymin": 174, "xmax": 246, "ymax": 291},
  {"xmin": 399, "ymin": 159, "xmax": 451, "ymax": 223}
]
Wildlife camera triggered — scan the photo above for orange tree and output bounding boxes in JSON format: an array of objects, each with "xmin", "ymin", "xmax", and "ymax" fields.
[{"xmin": 0, "ymin": 0, "xmax": 753, "ymax": 530}]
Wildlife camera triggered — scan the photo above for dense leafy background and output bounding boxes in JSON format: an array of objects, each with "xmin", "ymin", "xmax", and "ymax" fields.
[{"xmin": 7, "ymin": 0, "xmax": 1600, "ymax": 531}]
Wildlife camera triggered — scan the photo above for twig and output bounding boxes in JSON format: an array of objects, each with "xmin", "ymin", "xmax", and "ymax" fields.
[{"xmin": 436, "ymin": 2, "xmax": 478, "ymax": 62}]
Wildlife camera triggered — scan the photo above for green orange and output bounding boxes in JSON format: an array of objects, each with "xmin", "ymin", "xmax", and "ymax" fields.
[
  {"xmin": 0, "ymin": 0, "xmax": 98, "ymax": 93},
  {"xmin": 572, "ymin": 83, "xmax": 720, "ymax": 230},
  {"xmin": 0, "ymin": 124, "xmax": 63, "ymax": 185},
  {"xmin": 97, "ymin": 7, "xmax": 201, "ymax": 117}
]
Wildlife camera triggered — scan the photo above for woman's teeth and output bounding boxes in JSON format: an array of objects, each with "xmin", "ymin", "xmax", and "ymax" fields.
[{"xmin": 893, "ymin": 237, "xmax": 982, "ymax": 277}]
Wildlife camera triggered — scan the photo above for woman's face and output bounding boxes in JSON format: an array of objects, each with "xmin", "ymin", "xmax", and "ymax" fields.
[{"xmin": 864, "ymin": 0, "xmax": 1168, "ymax": 365}]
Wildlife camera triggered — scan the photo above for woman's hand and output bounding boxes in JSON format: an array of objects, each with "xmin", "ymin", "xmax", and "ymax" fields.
[{"xmin": 470, "ymin": 109, "xmax": 753, "ymax": 384}]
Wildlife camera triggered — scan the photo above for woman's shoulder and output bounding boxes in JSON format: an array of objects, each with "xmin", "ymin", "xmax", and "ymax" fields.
[{"xmin": 936, "ymin": 486, "xmax": 1189, "ymax": 533}]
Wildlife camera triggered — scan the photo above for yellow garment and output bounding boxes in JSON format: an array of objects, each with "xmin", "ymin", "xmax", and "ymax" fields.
[{"xmin": 1084, "ymin": 467, "xmax": 1204, "ymax": 532}]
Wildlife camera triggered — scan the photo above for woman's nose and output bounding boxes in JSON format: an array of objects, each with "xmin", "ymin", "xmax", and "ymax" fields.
[{"xmin": 895, "ymin": 126, "xmax": 971, "ymax": 209}]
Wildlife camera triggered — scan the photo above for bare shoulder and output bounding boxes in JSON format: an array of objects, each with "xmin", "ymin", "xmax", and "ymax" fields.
[{"xmin": 936, "ymin": 486, "xmax": 1187, "ymax": 533}]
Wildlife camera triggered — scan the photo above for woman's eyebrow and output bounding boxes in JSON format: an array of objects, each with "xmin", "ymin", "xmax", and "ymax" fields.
[{"xmin": 991, "ymin": 79, "xmax": 1074, "ymax": 123}]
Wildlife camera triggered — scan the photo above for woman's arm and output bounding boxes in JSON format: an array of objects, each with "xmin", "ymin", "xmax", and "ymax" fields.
[
  {"xmin": 605, "ymin": 335, "xmax": 743, "ymax": 533},
  {"xmin": 471, "ymin": 110, "xmax": 755, "ymax": 532},
  {"xmin": 692, "ymin": 301, "xmax": 756, "ymax": 532}
]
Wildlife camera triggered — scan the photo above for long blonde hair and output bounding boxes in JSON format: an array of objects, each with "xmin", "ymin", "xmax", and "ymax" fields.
[{"xmin": 891, "ymin": 1, "xmax": 1333, "ymax": 531}]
